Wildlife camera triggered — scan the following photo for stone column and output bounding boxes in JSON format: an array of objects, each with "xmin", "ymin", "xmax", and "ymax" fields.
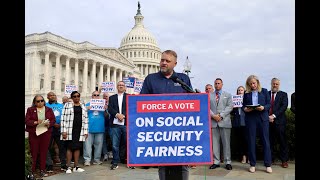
[
  {"xmin": 106, "ymin": 65, "xmax": 110, "ymax": 81},
  {"xmin": 74, "ymin": 59, "xmax": 79, "ymax": 88},
  {"xmin": 54, "ymin": 53, "xmax": 61, "ymax": 94},
  {"xmin": 65, "ymin": 57, "xmax": 70, "ymax": 86},
  {"xmin": 83, "ymin": 59, "xmax": 88, "ymax": 96},
  {"xmin": 113, "ymin": 67, "xmax": 117, "ymax": 83},
  {"xmin": 91, "ymin": 61, "xmax": 96, "ymax": 92},
  {"xmin": 99, "ymin": 63, "xmax": 103, "ymax": 86},
  {"xmin": 25, "ymin": 53, "xmax": 30, "ymax": 91},
  {"xmin": 119, "ymin": 69, "xmax": 123, "ymax": 81},
  {"xmin": 32, "ymin": 51, "xmax": 41, "ymax": 94},
  {"xmin": 44, "ymin": 51, "xmax": 50, "ymax": 92},
  {"xmin": 146, "ymin": 64, "xmax": 149, "ymax": 75}
]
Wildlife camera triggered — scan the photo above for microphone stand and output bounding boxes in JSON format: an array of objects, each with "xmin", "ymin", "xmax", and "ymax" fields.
[
  {"xmin": 180, "ymin": 84, "xmax": 196, "ymax": 93},
  {"xmin": 164, "ymin": 78, "xmax": 199, "ymax": 180}
]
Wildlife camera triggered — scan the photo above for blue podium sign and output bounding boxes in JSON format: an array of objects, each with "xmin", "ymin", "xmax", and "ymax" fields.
[{"xmin": 127, "ymin": 93, "xmax": 212, "ymax": 166}]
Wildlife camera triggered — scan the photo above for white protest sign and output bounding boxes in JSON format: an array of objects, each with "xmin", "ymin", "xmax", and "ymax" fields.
[
  {"xmin": 101, "ymin": 82, "xmax": 116, "ymax": 93},
  {"xmin": 65, "ymin": 85, "xmax": 78, "ymax": 95},
  {"xmin": 90, "ymin": 99, "xmax": 106, "ymax": 111},
  {"xmin": 232, "ymin": 95, "xmax": 243, "ymax": 107},
  {"xmin": 134, "ymin": 80, "xmax": 144, "ymax": 93}
]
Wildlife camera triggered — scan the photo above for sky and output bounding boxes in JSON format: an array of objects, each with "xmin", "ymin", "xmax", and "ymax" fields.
[{"xmin": 25, "ymin": 0, "xmax": 295, "ymax": 106}]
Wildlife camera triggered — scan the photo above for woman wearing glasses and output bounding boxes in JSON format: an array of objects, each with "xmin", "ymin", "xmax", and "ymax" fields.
[
  {"xmin": 60, "ymin": 91, "xmax": 88, "ymax": 173},
  {"xmin": 25, "ymin": 95, "xmax": 56, "ymax": 178}
]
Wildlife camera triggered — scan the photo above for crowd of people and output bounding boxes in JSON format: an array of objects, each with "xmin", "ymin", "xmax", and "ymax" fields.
[{"xmin": 25, "ymin": 49, "xmax": 295, "ymax": 179}]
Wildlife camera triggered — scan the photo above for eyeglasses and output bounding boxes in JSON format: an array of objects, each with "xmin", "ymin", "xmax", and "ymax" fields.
[
  {"xmin": 36, "ymin": 100, "xmax": 44, "ymax": 103},
  {"xmin": 92, "ymin": 94, "xmax": 100, "ymax": 96},
  {"xmin": 118, "ymin": 84, "xmax": 125, "ymax": 87},
  {"xmin": 72, "ymin": 95, "xmax": 80, "ymax": 98}
]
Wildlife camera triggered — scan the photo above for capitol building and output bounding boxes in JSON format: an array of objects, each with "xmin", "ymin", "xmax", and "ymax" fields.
[{"xmin": 25, "ymin": 4, "xmax": 161, "ymax": 109}]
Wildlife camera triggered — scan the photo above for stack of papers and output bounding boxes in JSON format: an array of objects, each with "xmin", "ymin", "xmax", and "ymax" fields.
[{"xmin": 36, "ymin": 119, "xmax": 50, "ymax": 136}]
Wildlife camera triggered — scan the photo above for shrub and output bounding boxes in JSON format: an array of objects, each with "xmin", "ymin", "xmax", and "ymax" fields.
[
  {"xmin": 25, "ymin": 138, "xmax": 32, "ymax": 176},
  {"xmin": 285, "ymin": 109, "xmax": 295, "ymax": 160}
]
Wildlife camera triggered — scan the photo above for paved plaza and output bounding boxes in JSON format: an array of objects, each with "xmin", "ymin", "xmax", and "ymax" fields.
[{"xmin": 44, "ymin": 160, "xmax": 295, "ymax": 180}]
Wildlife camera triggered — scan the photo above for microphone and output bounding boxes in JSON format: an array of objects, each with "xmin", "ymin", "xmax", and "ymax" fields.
[
  {"xmin": 170, "ymin": 75, "xmax": 195, "ymax": 93},
  {"xmin": 195, "ymin": 88, "xmax": 201, "ymax": 93}
]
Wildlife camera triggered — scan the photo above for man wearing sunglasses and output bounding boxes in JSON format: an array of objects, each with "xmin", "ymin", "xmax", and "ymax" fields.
[{"xmin": 83, "ymin": 91, "xmax": 105, "ymax": 166}]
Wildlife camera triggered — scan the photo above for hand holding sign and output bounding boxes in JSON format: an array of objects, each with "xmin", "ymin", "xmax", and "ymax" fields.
[{"xmin": 90, "ymin": 99, "xmax": 106, "ymax": 111}]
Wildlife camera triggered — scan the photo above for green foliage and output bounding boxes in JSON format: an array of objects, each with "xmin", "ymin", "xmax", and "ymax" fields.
[
  {"xmin": 285, "ymin": 108, "xmax": 295, "ymax": 160},
  {"xmin": 272, "ymin": 109, "xmax": 295, "ymax": 160},
  {"xmin": 25, "ymin": 138, "xmax": 32, "ymax": 176}
]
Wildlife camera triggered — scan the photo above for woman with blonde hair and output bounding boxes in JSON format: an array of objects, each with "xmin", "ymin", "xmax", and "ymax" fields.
[{"xmin": 242, "ymin": 75, "xmax": 272, "ymax": 173}]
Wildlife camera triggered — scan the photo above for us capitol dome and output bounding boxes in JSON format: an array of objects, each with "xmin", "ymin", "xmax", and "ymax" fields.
[{"xmin": 118, "ymin": 2, "xmax": 161, "ymax": 78}]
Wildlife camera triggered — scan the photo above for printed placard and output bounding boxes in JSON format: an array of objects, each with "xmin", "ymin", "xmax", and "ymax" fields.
[
  {"xmin": 232, "ymin": 95, "xmax": 243, "ymax": 107},
  {"xmin": 134, "ymin": 80, "xmax": 144, "ymax": 93},
  {"xmin": 101, "ymin": 82, "xmax": 116, "ymax": 93},
  {"xmin": 123, "ymin": 77, "xmax": 135, "ymax": 88},
  {"xmin": 127, "ymin": 93, "xmax": 212, "ymax": 166},
  {"xmin": 65, "ymin": 85, "xmax": 78, "ymax": 95},
  {"xmin": 89, "ymin": 99, "xmax": 106, "ymax": 111}
]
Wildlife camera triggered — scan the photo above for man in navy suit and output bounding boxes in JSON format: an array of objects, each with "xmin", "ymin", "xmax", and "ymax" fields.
[
  {"xmin": 268, "ymin": 78, "xmax": 289, "ymax": 168},
  {"xmin": 108, "ymin": 81, "xmax": 131, "ymax": 170}
]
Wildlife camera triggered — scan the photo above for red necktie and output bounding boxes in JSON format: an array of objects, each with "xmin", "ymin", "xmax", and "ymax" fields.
[
  {"xmin": 216, "ymin": 92, "xmax": 219, "ymax": 103},
  {"xmin": 269, "ymin": 92, "xmax": 275, "ymax": 115}
]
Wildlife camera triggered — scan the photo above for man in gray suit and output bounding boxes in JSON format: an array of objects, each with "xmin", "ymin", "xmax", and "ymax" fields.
[{"xmin": 209, "ymin": 78, "xmax": 233, "ymax": 170}]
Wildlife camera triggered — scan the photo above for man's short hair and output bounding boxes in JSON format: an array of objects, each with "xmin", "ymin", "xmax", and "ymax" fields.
[{"xmin": 162, "ymin": 50, "xmax": 177, "ymax": 59}]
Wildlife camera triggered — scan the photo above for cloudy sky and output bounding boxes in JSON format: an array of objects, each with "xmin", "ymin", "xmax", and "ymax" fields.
[{"xmin": 25, "ymin": 0, "xmax": 295, "ymax": 105}]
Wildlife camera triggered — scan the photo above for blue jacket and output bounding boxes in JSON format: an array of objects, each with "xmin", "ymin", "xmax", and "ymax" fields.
[
  {"xmin": 242, "ymin": 88, "xmax": 271, "ymax": 122},
  {"xmin": 231, "ymin": 107, "xmax": 245, "ymax": 127}
]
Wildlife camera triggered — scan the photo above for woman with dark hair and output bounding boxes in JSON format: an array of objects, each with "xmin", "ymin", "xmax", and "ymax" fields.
[
  {"xmin": 60, "ymin": 91, "xmax": 88, "ymax": 173},
  {"xmin": 25, "ymin": 95, "xmax": 56, "ymax": 178},
  {"xmin": 231, "ymin": 86, "xmax": 248, "ymax": 164}
]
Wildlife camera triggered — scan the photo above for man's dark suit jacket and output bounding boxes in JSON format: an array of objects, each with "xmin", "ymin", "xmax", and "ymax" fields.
[
  {"xmin": 268, "ymin": 90, "xmax": 288, "ymax": 125},
  {"xmin": 290, "ymin": 92, "xmax": 295, "ymax": 114},
  {"xmin": 108, "ymin": 92, "xmax": 127, "ymax": 126}
]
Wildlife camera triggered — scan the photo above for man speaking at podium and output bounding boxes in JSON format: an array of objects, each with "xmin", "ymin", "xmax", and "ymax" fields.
[{"xmin": 140, "ymin": 50, "xmax": 193, "ymax": 180}]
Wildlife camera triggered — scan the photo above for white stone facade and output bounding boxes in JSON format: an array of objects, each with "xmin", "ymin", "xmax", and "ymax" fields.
[{"xmin": 25, "ymin": 5, "xmax": 161, "ymax": 111}]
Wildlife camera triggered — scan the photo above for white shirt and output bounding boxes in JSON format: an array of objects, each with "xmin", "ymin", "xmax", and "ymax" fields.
[{"xmin": 117, "ymin": 93, "xmax": 124, "ymax": 114}]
